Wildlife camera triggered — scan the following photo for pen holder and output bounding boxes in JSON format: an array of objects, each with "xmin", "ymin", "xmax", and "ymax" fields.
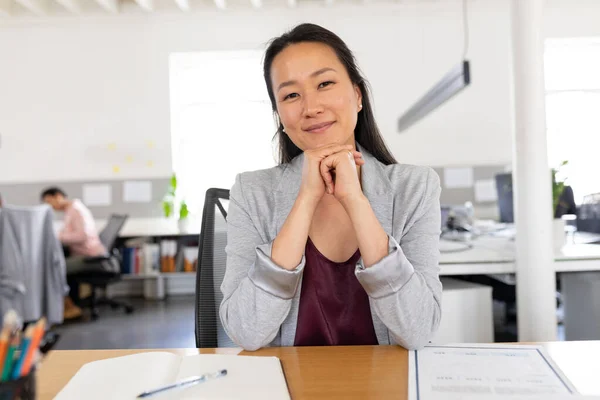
[{"xmin": 0, "ymin": 370, "xmax": 36, "ymax": 400}]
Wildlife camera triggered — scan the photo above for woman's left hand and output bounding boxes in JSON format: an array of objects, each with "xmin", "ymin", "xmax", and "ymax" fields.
[{"xmin": 319, "ymin": 149, "xmax": 365, "ymax": 204}]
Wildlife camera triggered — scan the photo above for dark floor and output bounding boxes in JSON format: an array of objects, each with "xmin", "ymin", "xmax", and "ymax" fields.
[{"xmin": 52, "ymin": 296, "xmax": 196, "ymax": 350}]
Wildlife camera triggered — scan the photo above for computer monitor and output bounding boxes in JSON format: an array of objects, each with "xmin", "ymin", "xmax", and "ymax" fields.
[
  {"xmin": 495, "ymin": 173, "xmax": 514, "ymax": 223},
  {"xmin": 441, "ymin": 206, "xmax": 451, "ymax": 230},
  {"xmin": 495, "ymin": 172, "xmax": 577, "ymax": 224}
]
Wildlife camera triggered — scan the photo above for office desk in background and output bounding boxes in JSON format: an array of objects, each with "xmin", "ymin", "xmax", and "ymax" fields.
[
  {"xmin": 439, "ymin": 231, "xmax": 600, "ymax": 341},
  {"xmin": 439, "ymin": 232, "xmax": 600, "ymax": 275},
  {"xmin": 53, "ymin": 217, "xmax": 202, "ymax": 238},
  {"xmin": 54, "ymin": 217, "xmax": 600, "ymax": 335},
  {"xmin": 54, "ymin": 217, "xmax": 204, "ymax": 298},
  {"xmin": 38, "ymin": 343, "xmax": 600, "ymax": 400},
  {"xmin": 90, "ymin": 217, "xmax": 600, "ymax": 274},
  {"xmin": 51, "ymin": 216, "xmax": 600, "ymax": 275}
]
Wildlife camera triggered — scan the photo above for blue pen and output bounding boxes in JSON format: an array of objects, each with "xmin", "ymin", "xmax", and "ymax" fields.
[{"xmin": 11, "ymin": 326, "xmax": 33, "ymax": 380}]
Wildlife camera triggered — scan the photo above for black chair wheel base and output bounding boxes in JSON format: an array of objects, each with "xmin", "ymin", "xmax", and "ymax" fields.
[{"xmin": 125, "ymin": 306, "xmax": 134, "ymax": 314}]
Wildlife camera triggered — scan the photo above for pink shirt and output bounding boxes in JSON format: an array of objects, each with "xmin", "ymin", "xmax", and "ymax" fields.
[{"xmin": 59, "ymin": 199, "xmax": 106, "ymax": 257}]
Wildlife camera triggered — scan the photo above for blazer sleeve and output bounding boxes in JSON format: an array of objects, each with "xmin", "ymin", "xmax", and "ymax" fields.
[
  {"xmin": 355, "ymin": 168, "xmax": 442, "ymax": 350},
  {"xmin": 219, "ymin": 174, "xmax": 305, "ymax": 351}
]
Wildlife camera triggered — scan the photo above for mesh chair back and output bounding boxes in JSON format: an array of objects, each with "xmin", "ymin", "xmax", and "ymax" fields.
[
  {"xmin": 195, "ymin": 188, "xmax": 235, "ymax": 348},
  {"xmin": 99, "ymin": 214, "xmax": 128, "ymax": 252}
]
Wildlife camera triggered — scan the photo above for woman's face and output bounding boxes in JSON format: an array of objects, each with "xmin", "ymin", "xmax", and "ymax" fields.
[{"xmin": 270, "ymin": 42, "xmax": 362, "ymax": 151}]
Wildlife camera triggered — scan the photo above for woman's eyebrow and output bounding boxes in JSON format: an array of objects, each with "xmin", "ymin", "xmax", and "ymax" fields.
[{"xmin": 277, "ymin": 67, "xmax": 337, "ymax": 92}]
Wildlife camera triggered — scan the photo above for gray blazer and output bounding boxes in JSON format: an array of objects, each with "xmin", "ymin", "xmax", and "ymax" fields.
[
  {"xmin": 0, "ymin": 205, "xmax": 69, "ymax": 325},
  {"xmin": 220, "ymin": 145, "xmax": 442, "ymax": 351}
]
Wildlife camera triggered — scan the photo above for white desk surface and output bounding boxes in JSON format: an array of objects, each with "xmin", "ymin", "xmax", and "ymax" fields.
[
  {"xmin": 439, "ymin": 236, "xmax": 516, "ymax": 275},
  {"xmin": 104, "ymin": 217, "xmax": 201, "ymax": 237},
  {"xmin": 440, "ymin": 232, "xmax": 600, "ymax": 275},
  {"xmin": 54, "ymin": 217, "xmax": 202, "ymax": 238},
  {"xmin": 55, "ymin": 217, "xmax": 600, "ymax": 275}
]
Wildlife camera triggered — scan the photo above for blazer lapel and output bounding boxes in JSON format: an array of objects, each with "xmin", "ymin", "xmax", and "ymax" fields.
[{"xmin": 358, "ymin": 144, "xmax": 394, "ymax": 236}]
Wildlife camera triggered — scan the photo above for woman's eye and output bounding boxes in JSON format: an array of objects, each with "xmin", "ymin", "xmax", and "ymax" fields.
[
  {"xmin": 318, "ymin": 81, "xmax": 334, "ymax": 89},
  {"xmin": 283, "ymin": 93, "xmax": 299, "ymax": 101}
]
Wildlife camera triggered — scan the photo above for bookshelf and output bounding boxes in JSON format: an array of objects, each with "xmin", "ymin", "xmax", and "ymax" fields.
[{"xmin": 109, "ymin": 228, "xmax": 200, "ymax": 299}]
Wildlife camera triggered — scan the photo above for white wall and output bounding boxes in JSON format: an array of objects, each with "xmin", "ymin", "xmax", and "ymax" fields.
[{"xmin": 0, "ymin": 0, "xmax": 599, "ymax": 183}]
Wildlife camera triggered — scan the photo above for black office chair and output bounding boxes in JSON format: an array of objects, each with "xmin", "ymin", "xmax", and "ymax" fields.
[
  {"xmin": 195, "ymin": 188, "xmax": 236, "ymax": 348},
  {"xmin": 70, "ymin": 214, "xmax": 134, "ymax": 320}
]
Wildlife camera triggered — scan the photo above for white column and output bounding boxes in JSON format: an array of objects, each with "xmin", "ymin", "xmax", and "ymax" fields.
[{"xmin": 510, "ymin": 0, "xmax": 557, "ymax": 342}]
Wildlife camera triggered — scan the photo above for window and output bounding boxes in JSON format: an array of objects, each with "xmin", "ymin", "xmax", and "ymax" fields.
[
  {"xmin": 169, "ymin": 50, "xmax": 277, "ymax": 215},
  {"xmin": 545, "ymin": 38, "xmax": 600, "ymax": 204}
]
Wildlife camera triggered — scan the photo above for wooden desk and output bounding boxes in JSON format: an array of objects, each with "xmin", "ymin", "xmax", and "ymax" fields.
[{"xmin": 38, "ymin": 343, "xmax": 600, "ymax": 399}]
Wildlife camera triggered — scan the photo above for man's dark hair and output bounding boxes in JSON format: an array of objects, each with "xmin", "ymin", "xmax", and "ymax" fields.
[{"xmin": 40, "ymin": 187, "xmax": 67, "ymax": 200}]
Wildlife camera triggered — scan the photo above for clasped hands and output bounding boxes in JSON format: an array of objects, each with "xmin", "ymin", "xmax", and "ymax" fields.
[{"xmin": 300, "ymin": 144, "xmax": 365, "ymax": 206}]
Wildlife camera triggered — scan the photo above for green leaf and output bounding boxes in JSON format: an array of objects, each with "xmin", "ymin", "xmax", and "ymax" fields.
[
  {"xmin": 551, "ymin": 160, "xmax": 569, "ymax": 215},
  {"xmin": 170, "ymin": 173, "xmax": 178, "ymax": 191},
  {"xmin": 179, "ymin": 201, "xmax": 189, "ymax": 220},
  {"xmin": 162, "ymin": 200, "xmax": 174, "ymax": 218}
]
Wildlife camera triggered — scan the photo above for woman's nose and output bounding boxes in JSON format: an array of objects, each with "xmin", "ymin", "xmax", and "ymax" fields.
[{"xmin": 302, "ymin": 93, "xmax": 324, "ymax": 117}]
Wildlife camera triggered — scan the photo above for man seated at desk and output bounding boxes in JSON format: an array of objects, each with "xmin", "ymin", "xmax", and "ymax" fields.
[{"xmin": 41, "ymin": 187, "xmax": 106, "ymax": 320}]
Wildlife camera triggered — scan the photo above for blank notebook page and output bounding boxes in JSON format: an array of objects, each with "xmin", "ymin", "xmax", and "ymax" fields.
[
  {"xmin": 54, "ymin": 352, "xmax": 180, "ymax": 400},
  {"xmin": 171, "ymin": 354, "xmax": 290, "ymax": 400}
]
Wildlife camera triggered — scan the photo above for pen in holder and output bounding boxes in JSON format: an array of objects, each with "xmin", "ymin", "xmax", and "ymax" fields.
[
  {"xmin": 0, "ymin": 368, "xmax": 35, "ymax": 400},
  {"xmin": 0, "ymin": 310, "xmax": 58, "ymax": 400}
]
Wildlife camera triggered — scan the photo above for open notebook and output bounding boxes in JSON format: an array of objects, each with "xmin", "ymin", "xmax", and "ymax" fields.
[{"xmin": 55, "ymin": 352, "xmax": 290, "ymax": 400}]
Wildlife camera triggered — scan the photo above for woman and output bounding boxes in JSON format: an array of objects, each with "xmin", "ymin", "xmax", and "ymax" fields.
[{"xmin": 220, "ymin": 23, "xmax": 442, "ymax": 351}]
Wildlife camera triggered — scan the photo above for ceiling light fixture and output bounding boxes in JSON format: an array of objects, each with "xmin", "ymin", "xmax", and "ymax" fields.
[{"xmin": 398, "ymin": 0, "xmax": 472, "ymax": 133}]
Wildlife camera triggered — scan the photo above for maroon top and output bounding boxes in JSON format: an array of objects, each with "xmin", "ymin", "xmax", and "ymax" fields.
[{"xmin": 293, "ymin": 238, "xmax": 379, "ymax": 346}]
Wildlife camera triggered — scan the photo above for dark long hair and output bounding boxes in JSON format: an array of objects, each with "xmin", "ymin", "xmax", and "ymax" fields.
[{"xmin": 263, "ymin": 23, "xmax": 397, "ymax": 165}]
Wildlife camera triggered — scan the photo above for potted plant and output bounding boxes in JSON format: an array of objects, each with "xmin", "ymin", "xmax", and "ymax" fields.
[
  {"xmin": 162, "ymin": 173, "xmax": 191, "ymax": 233},
  {"xmin": 178, "ymin": 200, "xmax": 190, "ymax": 233},
  {"xmin": 161, "ymin": 174, "xmax": 177, "ymax": 219},
  {"xmin": 552, "ymin": 160, "xmax": 568, "ymax": 250}
]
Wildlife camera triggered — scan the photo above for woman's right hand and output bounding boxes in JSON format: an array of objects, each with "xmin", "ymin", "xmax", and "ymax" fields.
[{"xmin": 299, "ymin": 144, "xmax": 360, "ymax": 204}]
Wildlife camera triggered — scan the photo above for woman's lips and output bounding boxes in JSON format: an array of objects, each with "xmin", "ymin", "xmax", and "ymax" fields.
[{"xmin": 304, "ymin": 121, "xmax": 335, "ymax": 133}]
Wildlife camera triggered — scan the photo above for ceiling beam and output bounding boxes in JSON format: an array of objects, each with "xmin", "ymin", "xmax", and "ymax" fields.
[
  {"xmin": 133, "ymin": 0, "xmax": 153, "ymax": 11},
  {"xmin": 94, "ymin": 0, "xmax": 118, "ymax": 13},
  {"xmin": 214, "ymin": 0, "xmax": 225, "ymax": 9},
  {"xmin": 174, "ymin": 0, "xmax": 189, "ymax": 11},
  {"xmin": 15, "ymin": 0, "xmax": 48, "ymax": 14},
  {"xmin": 56, "ymin": 0, "xmax": 81, "ymax": 13}
]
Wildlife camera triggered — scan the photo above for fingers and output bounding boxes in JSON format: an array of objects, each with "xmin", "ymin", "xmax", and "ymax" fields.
[
  {"xmin": 307, "ymin": 144, "xmax": 354, "ymax": 160},
  {"xmin": 320, "ymin": 150, "xmax": 364, "ymax": 194},
  {"xmin": 320, "ymin": 156, "xmax": 335, "ymax": 194},
  {"xmin": 352, "ymin": 151, "xmax": 364, "ymax": 164}
]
